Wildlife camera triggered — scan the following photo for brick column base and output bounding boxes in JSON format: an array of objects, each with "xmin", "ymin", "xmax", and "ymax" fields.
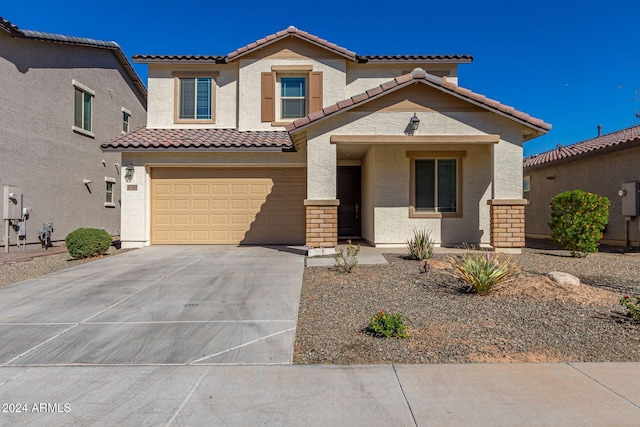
[
  {"xmin": 304, "ymin": 199, "xmax": 339, "ymax": 253},
  {"xmin": 488, "ymin": 199, "xmax": 527, "ymax": 253}
]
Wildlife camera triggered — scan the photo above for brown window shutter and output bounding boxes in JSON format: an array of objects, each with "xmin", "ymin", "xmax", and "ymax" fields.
[
  {"xmin": 261, "ymin": 72, "xmax": 275, "ymax": 122},
  {"xmin": 309, "ymin": 71, "xmax": 323, "ymax": 114}
]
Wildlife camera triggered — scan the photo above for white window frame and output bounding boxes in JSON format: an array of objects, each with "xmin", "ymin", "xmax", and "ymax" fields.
[
  {"xmin": 105, "ymin": 176, "xmax": 116, "ymax": 208},
  {"xmin": 276, "ymin": 74, "xmax": 308, "ymax": 121},
  {"xmin": 122, "ymin": 107, "xmax": 131, "ymax": 133},
  {"xmin": 523, "ymin": 176, "xmax": 531, "ymax": 200},
  {"xmin": 72, "ymin": 80, "xmax": 95, "ymax": 138}
]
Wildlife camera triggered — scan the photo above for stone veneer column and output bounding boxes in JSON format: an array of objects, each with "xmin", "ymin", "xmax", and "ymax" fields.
[
  {"xmin": 487, "ymin": 199, "xmax": 528, "ymax": 253},
  {"xmin": 304, "ymin": 199, "xmax": 339, "ymax": 254}
]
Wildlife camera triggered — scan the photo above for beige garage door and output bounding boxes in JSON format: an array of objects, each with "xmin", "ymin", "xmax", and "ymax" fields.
[{"xmin": 151, "ymin": 168, "xmax": 306, "ymax": 244}]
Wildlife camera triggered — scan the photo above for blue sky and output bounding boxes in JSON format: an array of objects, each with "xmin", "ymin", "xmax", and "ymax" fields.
[{"xmin": 3, "ymin": 0, "xmax": 639, "ymax": 156}]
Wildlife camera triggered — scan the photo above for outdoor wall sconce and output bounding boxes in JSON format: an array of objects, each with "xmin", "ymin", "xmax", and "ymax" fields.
[
  {"xmin": 410, "ymin": 113, "xmax": 420, "ymax": 132},
  {"xmin": 125, "ymin": 163, "xmax": 134, "ymax": 182}
]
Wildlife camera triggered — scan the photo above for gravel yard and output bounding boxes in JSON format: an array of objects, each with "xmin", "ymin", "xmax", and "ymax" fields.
[
  {"xmin": 294, "ymin": 247, "xmax": 640, "ymax": 364},
  {"xmin": 0, "ymin": 248, "xmax": 126, "ymax": 288}
]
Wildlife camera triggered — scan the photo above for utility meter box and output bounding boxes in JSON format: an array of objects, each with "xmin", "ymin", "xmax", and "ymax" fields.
[
  {"xmin": 2, "ymin": 185, "xmax": 23, "ymax": 220},
  {"xmin": 621, "ymin": 181, "xmax": 640, "ymax": 217}
]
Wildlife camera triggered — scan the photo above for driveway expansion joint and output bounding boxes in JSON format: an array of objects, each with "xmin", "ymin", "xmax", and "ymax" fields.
[{"xmin": 568, "ymin": 363, "xmax": 640, "ymax": 410}]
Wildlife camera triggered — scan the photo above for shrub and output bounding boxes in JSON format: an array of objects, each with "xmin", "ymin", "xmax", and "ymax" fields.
[
  {"xmin": 367, "ymin": 310, "xmax": 409, "ymax": 338},
  {"xmin": 548, "ymin": 190, "xmax": 610, "ymax": 257},
  {"xmin": 620, "ymin": 295, "xmax": 640, "ymax": 321},
  {"xmin": 65, "ymin": 228, "xmax": 112, "ymax": 259},
  {"xmin": 334, "ymin": 240, "xmax": 360, "ymax": 272},
  {"xmin": 406, "ymin": 228, "xmax": 435, "ymax": 260},
  {"xmin": 448, "ymin": 250, "xmax": 518, "ymax": 295}
]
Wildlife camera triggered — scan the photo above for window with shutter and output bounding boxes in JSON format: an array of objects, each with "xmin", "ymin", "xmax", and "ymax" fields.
[{"xmin": 261, "ymin": 68, "xmax": 323, "ymax": 123}]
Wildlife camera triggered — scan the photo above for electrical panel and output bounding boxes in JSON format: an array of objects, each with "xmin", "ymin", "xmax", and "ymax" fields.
[
  {"xmin": 621, "ymin": 181, "xmax": 640, "ymax": 217},
  {"xmin": 2, "ymin": 185, "xmax": 22, "ymax": 220}
]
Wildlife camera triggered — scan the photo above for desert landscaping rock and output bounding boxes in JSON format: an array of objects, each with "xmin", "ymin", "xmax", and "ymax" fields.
[
  {"xmin": 294, "ymin": 248, "xmax": 640, "ymax": 365},
  {"xmin": 547, "ymin": 271, "xmax": 581, "ymax": 286}
]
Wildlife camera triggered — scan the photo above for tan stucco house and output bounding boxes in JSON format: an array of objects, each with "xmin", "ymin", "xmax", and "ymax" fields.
[
  {"xmin": 103, "ymin": 26, "xmax": 550, "ymax": 254},
  {"xmin": 0, "ymin": 16, "xmax": 147, "ymax": 248},
  {"xmin": 524, "ymin": 125, "xmax": 640, "ymax": 248}
]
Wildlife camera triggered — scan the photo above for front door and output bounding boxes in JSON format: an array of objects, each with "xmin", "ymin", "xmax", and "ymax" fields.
[{"xmin": 337, "ymin": 166, "xmax": 361, "ymax": 237}]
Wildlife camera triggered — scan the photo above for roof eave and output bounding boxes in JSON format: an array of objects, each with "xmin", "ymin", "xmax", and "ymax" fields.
[{"xmin": 227, "ymin": 33, "xmax": 357, "ymax": 62}]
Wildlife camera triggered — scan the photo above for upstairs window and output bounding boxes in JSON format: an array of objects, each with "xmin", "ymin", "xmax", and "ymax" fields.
[
  {"xmin": 281, "ymin": 77, "xmax": 306, "ymax": 119},
  {"xmin": 105, "ymin": 177, "xmax": 116, "ymax": 208},
  {"xmin": 122, "ymin": 108, "xmax": 131, "ymax": 133},
  {"xmin": 72, "ymin": 80, "xmax": 95, "ymax": 137},
  {"xmin": 523, "ymin": 176, "xmax": 531, "ymax": 200},
  {"xmin": 173, "ymin": 72, "xmax": 218, "ymax": 123}
]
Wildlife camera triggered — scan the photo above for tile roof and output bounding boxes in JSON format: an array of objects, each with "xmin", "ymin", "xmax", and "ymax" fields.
[
  {"xmin": 359, "ymin": 55, "xmax": 473, "ymax": 63},
  {"xmin": 285, "ymin": 68, "xmax": 551, "ymax": 134},
  {"xmin": 101, "ymin": 128, "xmax": 293, "ymax": 151},
  {"xmin": 227, "ymin": 26, "xmax": 357, "ymax": 61},
  {"xmin": 0, "ymin": 16, "xmax": 146, "ymax": 101},
  {"xmin": 132, "ymin": 54, "xmax": 226, "ymax": 63},
  {"xmin": 523, "ymin": 125, "xmax": 640, "ymax": 168}
]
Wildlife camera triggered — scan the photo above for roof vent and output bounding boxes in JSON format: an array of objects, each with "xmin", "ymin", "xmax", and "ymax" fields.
[{"xmin": 597, "ymin": 124, "xmax": 602, "ymax": 137}]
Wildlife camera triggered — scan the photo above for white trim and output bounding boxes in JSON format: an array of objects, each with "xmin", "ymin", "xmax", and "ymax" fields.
[
  {"xmin": 72, "ymin": 79, "xmax": 95, "ymax": 96},
  {"xmin": 121, "ymin": 107, "xmax": 132, "ymax": 115},
  {"xmin": 105, "ymin": 176, "xmax": 117, "ymax": 183},
  {"xmin": 104, "ymin": 202, "xmax": 116, "ymax": 208},
  {"xmin": 72, "ymin": 126, "xmax": 95, "ymax": 138}
]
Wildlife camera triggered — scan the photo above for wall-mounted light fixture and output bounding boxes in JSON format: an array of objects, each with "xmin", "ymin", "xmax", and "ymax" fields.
[
  {"xmin": 125, "ymin": 163, "xmax": 135, "ymax": 182},
  {"xmin": 410, "ymin": 113, "xmax": 420, "ymax": 132}
]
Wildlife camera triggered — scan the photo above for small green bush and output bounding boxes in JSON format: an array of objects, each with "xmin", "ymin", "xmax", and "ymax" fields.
[
  {"xmin": 406, "ymin": 228, "xmax": 435, "ymax": 260},
  {"xmin": 334, "ymin": 240, "xmax": 360, "ymax": 272},
  {"xmin": 620, "ymin": 295, "xmax": 640, "ymax": 321},
  {"xmin": 367, "ymin": 310, "xmax": 409, "ymax": 338},
  {"xmin": 65, "ymin": 228, "xmax": 112, "ymax": 259},
  {"xmin": 448, "ymin": 250, "xmax": 518, "ymax": 295},
  {"xmin": 548, "ymin": 190, "xmax": 610, "ymax": 257}
]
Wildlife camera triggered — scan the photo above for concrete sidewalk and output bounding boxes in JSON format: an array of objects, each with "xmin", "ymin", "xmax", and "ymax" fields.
[{"xmin": 0, "ymin": 363, "xmax": 638, "ymax": 425}]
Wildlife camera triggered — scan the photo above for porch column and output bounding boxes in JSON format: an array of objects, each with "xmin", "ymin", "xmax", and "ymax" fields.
[
  {"xmin": 304, "ymin": 199, "xmax": 339, "ymax": 255},
  {"xmin": 487, "ymin": 199, "xmax": 527, "ymax": 254}
]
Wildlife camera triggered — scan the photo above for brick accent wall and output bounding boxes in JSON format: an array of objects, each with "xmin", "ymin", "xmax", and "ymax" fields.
[
  {"xmin": 305, "ymin": 204, "xmax": 338, "ymax": 249},
  {"xmin": 488, "ymin": 200, "xmax": 527, "ymax": 251}
]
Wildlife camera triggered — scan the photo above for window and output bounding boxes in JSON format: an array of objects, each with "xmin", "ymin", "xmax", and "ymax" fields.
[
  {"xmin": 105, "ymin": 177, "xmax": 116, "ymax": 208},
  {"xmin": 122, "ymin": 107, "xmax": 131, "ymax": 133},
  {"xmin": 408, "ymin": 151, "xmax": 465, "ymax": 218},
  {"xmin": 261, "ymin": 69, "xmax": 322, "ymax": 123},
  {"xmin": 523, "ymin": 176, "xmax": 531, "ymax": 200},
  {"xmin": 173, "ymin": 72, "xmax": 217, "ymax": 123},
  {"xmin": 72, "ymin": 80, "xmax": 95, "ymax": 137},
  {"xmin": 281, "ymin": 77, "xmax": 306, "ymax": 119}
]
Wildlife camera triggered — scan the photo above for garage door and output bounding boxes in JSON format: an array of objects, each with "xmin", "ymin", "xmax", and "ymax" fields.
[{"xmin": 151, "ymin": 168, "xmax": 306, "ymax": 244}]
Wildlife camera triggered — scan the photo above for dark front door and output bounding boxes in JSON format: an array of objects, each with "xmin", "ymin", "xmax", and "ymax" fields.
[{"xmin": 337, "ymin": 166, "xmax": 361, "ymax": 237}]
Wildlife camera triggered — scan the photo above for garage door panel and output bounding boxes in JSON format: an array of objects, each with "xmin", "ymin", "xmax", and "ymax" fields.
[{"xmin": 151, "ymin": 168, "xmax": 305, "ymax": 244}]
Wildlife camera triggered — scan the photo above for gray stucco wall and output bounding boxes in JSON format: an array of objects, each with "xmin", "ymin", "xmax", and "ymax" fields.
[
  {"xmin": 0, "ymin": 31, "xmax": 146, "ymax": 246},
  {"xmin": 524, "ymin": 145, "xmax": 640, "ymax": 247}
]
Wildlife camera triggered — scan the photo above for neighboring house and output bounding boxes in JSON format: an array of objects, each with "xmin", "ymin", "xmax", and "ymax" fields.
[
  {"xmin": 0, "ymin": 17, "xmax": 147, "ymax": 248},
  {"xmin": 524, "ymin": 125, "xmax": 640, "ymax": 247},
  {"xmin": 103, "ymin": 26, "xmax": 550, "ymax": 254}
]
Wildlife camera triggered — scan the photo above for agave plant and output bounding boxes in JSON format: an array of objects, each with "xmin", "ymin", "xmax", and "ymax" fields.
[{"xmin": 449, "ymin": 250, "xmax": 518, "ymax": 295}]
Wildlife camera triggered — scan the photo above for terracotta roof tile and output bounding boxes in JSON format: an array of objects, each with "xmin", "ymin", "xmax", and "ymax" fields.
[
  {"xmin": 227, "ymin": 26, "xmax": 357, "ymax": 61},
  {"xmin": 361, "ymin": 55, "xmax": 473, "ymax": 63},
  {"xmin": 101, "ymin": 128, "xmax": 293, "ymax": 151},
  {"xmin": 286, "ymin": 67, "xmax": 551, "ymax": 133},
  {"xmin": 523, "ymin": 125, "xmax": 640, "ymax": 168}
]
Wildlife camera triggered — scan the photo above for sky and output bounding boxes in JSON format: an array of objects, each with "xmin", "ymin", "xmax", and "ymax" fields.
[{"xmin": 3, "ymin": 0, "xmax": 639, "ymax": 156}]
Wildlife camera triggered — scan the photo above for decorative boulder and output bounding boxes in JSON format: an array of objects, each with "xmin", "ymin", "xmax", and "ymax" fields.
[{"xmin": 547, "ymin": 272, "xmax": 580, "ymax": 286}]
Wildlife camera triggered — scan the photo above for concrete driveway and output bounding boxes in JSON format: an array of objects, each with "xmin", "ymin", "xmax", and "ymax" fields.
[{"xmin": 0, "ymin": 245, "xmax": 305, "ymax": 366}]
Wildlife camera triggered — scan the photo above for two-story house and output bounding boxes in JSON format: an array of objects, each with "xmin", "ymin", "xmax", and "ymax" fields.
[
  {"xmin": 0, "ymin": 16, "xmax": 147, "ymax": 248},
  {"xmin": 103, "ymin": 26, "xmax": 550, "ymax": 254}
]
